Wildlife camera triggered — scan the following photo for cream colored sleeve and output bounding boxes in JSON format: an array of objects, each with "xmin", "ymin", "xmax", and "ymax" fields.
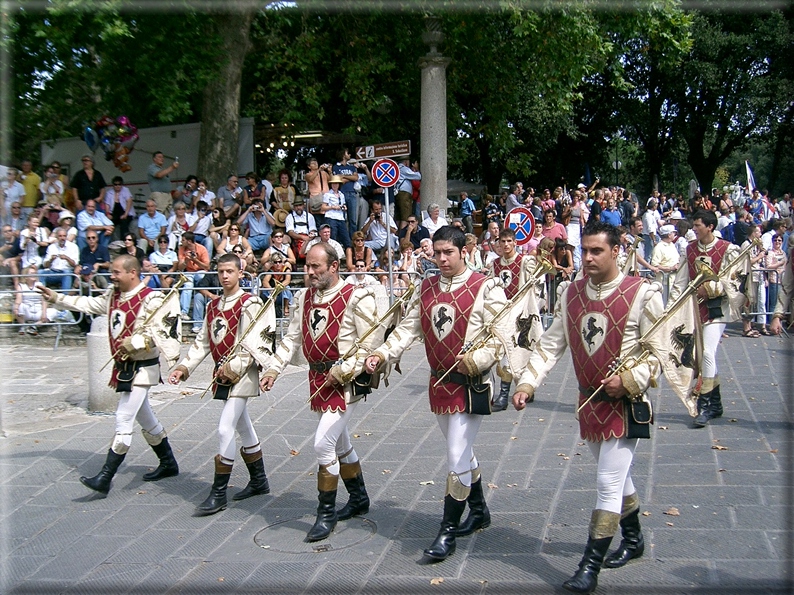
[
  {"xmin": 332, "ymin": 288, "xmax": 379, "ymax": 383},
  {"xmin": 54, "ymin": 286, "xmax": 112, "ymax": 316},
  {"xmin": 372, "ymin": 285, "xmax": 422, "ymax": 364},
  {"xmin": 262, "ymin": 290, "xmax": 306, "ymax": 378},
  {"xmin": 461, "ymin": 278, "xmax": 508, "ymax": 375}
]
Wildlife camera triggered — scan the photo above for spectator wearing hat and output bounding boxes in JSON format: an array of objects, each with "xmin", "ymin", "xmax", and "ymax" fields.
[
  {"xmin": 77, "ymin": 230, "xmax": 110, "ymax": 286},
  {"xmin": 322, "ymin": 175, "xmax": 351, "ymax": 250},
  {"xmin": 237, "ymin": 197, "xmax": 276, "ymax": 251},
  {"xmin": 304, "ymin": 223, "xmax": 344, "ymax": 260},
  {"xmin": 651, "ymin": 224, "xmax": 680, "ymax": 292},
  {"xmin": 48, "ymin": 209, "xmax": 77, "ymax": 244},
  {"xmin": 77, "ymin": 262, "xmax": 107, "ymax": 291},
  {"xmin": 285, "ymin": 196, "xmax": 316, "ymax": 258}
]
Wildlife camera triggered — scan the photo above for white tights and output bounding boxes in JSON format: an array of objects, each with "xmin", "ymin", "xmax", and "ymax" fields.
[
  {"xmin": 587, "ymin": 437, "xmax": 638, "ymax": 514},
  {"xmin": 702, "ymin": 322, "xmax": 725, "ymax": 379},
  {"xmin": 314, "ymin": 403, "xmax": 359, "ymax": 476},
  {"xmin": 435, "ymin": 412, "xmax": 483, "ymax": 487},
  {"xmin": 112, "ymin": 386, "xmax": 163, "ymax": 453},
  {"xmin": 218, "ymin": 397, "xmax": 259, "ymax": 462}
]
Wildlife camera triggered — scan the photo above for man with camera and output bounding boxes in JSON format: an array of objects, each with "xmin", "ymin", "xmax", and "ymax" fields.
[
  {"xmin": 237, "ymin": 197, "xmax": 276, "ymax": 251},
  {"xmin": 361, "ymin": 200, "xmax": 397, "ymax": 252}
]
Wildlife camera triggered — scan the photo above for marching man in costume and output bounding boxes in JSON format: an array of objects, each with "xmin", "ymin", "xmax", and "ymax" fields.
[
  {"xmin": 260, "ymin": 243, "xmax": 379, "ymax": 543},
  {"xmin": 39, "ymin": 254, "xmax": 182, "ymax": 494},
  {"xmin": 486, "ymin": 227, "xmax": 544, "ymax": 411},
  {"xmin": 169, "ymin": 253, "xmax": 274, "ymax": 516},
  {"xmin": 770, "ymin": 243, "xmax": 793, "ymax": 335},
  {"xmin": 513, "ymin": 222, "xmax": 664, "ymax": 594},
  {"xmin": 364, "ymin": 225, "xmax": 508, "ymax": 563},
  {"xmin": 669, "ymin": 210, "xmax": 740, "ymax": 428}
]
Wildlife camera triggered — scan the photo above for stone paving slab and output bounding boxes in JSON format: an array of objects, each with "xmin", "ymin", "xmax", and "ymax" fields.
[{"xmin": 0, "ymin": 326, "xmax": 792, "ymax": 594}]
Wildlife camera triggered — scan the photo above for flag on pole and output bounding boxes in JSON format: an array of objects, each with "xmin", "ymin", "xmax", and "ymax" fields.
[{"xmin": 745, "ymin": 160, "xmax": 756, "ymax": 195}]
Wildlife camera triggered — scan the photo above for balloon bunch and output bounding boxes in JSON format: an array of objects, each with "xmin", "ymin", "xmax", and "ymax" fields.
[{"xmin": 83, "ymin": 115, "xmax": 139, "ymax": 173}]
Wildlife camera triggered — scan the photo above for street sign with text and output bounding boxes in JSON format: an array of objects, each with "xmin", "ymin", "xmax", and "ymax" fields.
[{"xmin": 355, "ymin": 141, "xmax": 411, "ymax": 161}]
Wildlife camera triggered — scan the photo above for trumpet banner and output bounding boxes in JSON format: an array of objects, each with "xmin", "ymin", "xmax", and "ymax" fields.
[
  {"xmin": 496, "ymin": 285, "xmax": 545, "ymax": 379},
  {"xmin": 643, "ymin": 293, "xmax": 700, "ymax": 417},
  {"xmin": 239, "ymin": 301, "xmax": 277, "ymax": 370},
  {"xmin": 149, "ymin": 288, "xmax": 182, "ymax": 366}
]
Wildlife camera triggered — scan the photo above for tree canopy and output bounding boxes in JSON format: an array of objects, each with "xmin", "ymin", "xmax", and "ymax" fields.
[{"xmin": 6, "ymin": 1, "xmax": 792, "ymax": 196}]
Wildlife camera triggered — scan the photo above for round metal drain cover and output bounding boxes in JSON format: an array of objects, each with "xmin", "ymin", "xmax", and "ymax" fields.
[{"xmin": 254, "ymin": 515, "xmax": 377, "ymax": 554}]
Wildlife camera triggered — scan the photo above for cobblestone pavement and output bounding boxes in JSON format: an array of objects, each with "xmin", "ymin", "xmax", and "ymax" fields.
[{"xmin": 1, "ymin": 324, "xmax": 791, "ymax": 594}]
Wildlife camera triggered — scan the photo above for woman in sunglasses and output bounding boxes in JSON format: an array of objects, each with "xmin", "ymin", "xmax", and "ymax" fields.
[
  {"xmin": 218, "ymin": 224, "xmax": 253, "ymax": 269},
  {"xmin": 122, "ymin": 233, "xmax": 146, "ymax": 266}
]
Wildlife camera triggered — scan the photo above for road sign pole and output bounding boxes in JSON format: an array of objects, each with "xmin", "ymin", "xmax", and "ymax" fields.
[{"xmin": 385, "ymin": 185, "xmax": 394, "ymax": 305}]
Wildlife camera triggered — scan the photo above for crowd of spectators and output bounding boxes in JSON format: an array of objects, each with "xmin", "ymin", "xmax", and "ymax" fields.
[{"xmin": 2, "ymin": 149, "xmax": 791, "ymax": 339}]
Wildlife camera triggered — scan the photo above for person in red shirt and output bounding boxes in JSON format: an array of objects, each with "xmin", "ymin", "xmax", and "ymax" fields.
[{"xmin": 171, "ymin": 231, "xmax": 210, "ymax": 320}]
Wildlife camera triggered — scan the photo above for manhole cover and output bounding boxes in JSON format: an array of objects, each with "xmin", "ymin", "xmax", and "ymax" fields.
[{"xmin": 254, "ymin": 515, "xmax": 377, "ymax": 554}]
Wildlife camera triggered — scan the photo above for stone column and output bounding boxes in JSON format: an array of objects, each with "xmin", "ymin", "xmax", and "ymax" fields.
[{"xmin": 418, "ymin": 16, "xmax": 451, "ymax": 216}]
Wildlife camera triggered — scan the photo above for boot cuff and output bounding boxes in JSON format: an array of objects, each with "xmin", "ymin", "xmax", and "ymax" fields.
[{"xmin": 589, "ymin": 509, "xmax": 620, "ymax": 540}]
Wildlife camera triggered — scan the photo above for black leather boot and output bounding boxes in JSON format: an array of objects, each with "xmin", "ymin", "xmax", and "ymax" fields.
[
  {"xmin": 562, "ymin": 509, "xmax": 619, "ymax": 594},
  {"xmin": 233, "ymin": 446, "xmax": 270, "ymax": 501},
  {"xmin": 423, "ymin": 494, "xmax": 468, "ymax": 561},
  {"xmin": 457, "ymin": 476, "xmax": 491, "ymax": 536},
  {"xmin": 693, "ymin": 389, "xmax": 713, "ymax": 427},
  {"xmin": 710, "ymin": 382, "xmax": 723, "ymax": 418},
  {"xmin": 305, "ymin": 465, "xmax": 338, "ymax": 542},
  {"xmin": 604, "ymin": 493, "xmax": 644, "ymax": 569},
  {"xmin": 81, "ymin": 449, "xmax": 126, "ymax": 494},
  {"xmin": 491, "ymin": 381, "xmax": 511, "ymax": 412},
  {"xmin": 195, "ymin": 455, "xmax": 232, "ymax": 516},
  {"xmin": 142, "ymin": 437, "xmax": 179, "ymax": 482},
  {"xmin": 337, "ymin": 461, "xmax": 370, "ymax": 520},
  {"xmin": 603, "ymin": 508, "xmax": 644, "ymax": 568}
]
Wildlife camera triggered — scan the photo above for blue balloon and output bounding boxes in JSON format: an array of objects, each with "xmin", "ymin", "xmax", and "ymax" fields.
[{"xmin": 83, "ymin": 127, "xmax": 99, "ymax": 152}]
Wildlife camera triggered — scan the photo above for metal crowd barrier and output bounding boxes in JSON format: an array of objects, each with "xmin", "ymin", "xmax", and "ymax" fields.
[{"xmin": 0, "ymin": 272, "xmax": 86, "ymax": 349}]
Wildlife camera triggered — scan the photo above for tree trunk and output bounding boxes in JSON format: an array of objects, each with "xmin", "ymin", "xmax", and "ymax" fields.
[{"xmin": 197, "ymin": 9, "xmax": 255, "ymax": 189}]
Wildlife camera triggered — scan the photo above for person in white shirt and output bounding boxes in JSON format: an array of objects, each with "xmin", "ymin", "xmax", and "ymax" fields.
[
  {"xmin": 421, "ymin": 203, "xmax": 448, "ymax": 238},
  {"xmin": 191, "ymin": 200, "xmax": 214, "ymax": 258},
  {"xmin": 2, "ymin": 167, "xmax": 26, "ymax": 227},
  {"xmin": 345, "ymin": 258, "xmax": 381, "ymax": 288},
  {"xmin": 361, "ymin": 200, "xmax": 397, "ymax": 251},
  {"xmin": 41, "ymin": 228, "xmax": 80, "ymax": 291},
  {"xmin": 305, "ymin": 224, "xmax": 345, "ymax": 261},
  {"xmin": 285, "ymin": 197, "xmax": 316, "ymax": 258},
  {"xmin": 104, "ymin": 176, "xmax": 136, "ymax": 240}
]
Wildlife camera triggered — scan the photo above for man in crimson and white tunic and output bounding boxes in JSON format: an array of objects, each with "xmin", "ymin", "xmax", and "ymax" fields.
[
  {"xmin": 486, "ymin": 227, "xmax": 543, "ymax": 411},
  {"xmin": 669, "ymin": 209, "xmax": 740, "ymax": 428},
  {"xmin": 364, "ymin": 225, "xmax": 508, "ymax": 563},
  {"xmin": 260, "ymin": 243, "xmax": 379, "ymax": 543},
  {"xmin": 513, "ymin": 222, "xmax": 664, "ymax": 594},
  {"xmin": 170, "ymin": 253, "xmax": 275, "ymax": 516},
  {"xmin": 40, "ymin": 254, "xmax": 181, "ymax": 495}
]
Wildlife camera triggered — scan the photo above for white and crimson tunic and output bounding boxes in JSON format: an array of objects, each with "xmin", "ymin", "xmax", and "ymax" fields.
[
  {"xmin": 52, "ymin": 283, "xmax": 181, "ymax": 390},
  {"xmin": 516, "ymin": 273, "xmax": 664, "ymax": 441},
  {"xmin": 567, "ymin": 276, "xmax": 644, "ymax": 441},
  {"xmin": 374, "ymin": 268, "xmax": 508, "ymax": 414},
  {"xmin": 178, "ymin": 289, "xmax": 267, "ymax": 398},
  {"xmin": 670, "ymin": 237, "xmax": 740, "ymax": 324},
  {"xmin": 264, "ymin": 279, "xmax": 379, "ymax": 412}
]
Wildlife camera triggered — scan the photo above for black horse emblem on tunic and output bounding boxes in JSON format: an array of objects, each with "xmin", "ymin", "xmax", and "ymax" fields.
[
  {"xmin": 499, "ymin": 270, "xmax": 511, "ymax": 287},
  {"xmin": 311, "ymin": 309, "xmax": 327, "ymax": 333},
  {"xmin": 582, "ymin": 316, "xmax": 604, "ymax": 349},
  {"xmin": 434, "ymin": 306, "xmax": 453, "ymax": 336},
  {"xmin": 213, "ymin": 318, "xmax": 226, "ymax": 340},
  {"xmin": 112, "ymin": 312, "xmax": 122, "ymax": 331},
  {"xmin": 514, "ymin": 314, "xmax": 541, "ymax": 350},
  {"xmin": 669, "ymin": 324, "xmax": 695, "ymax": 368}
]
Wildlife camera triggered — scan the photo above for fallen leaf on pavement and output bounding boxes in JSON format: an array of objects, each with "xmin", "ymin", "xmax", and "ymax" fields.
[
  {"xmin": 659, "ymin": 426, "xmax": 669, "ymax": 430},
  {"xmin": 770, "ymin": 449, "xmax": 778, "ymax": 454},
  {"xmin": 729, "ymin": 419, "xmax": 738, "ymax": 423},
  {"xmin": 711, "ymin": 445, "xmax": 728, "ymax": 451},
  {"xmin": 510, "ymin": 436, "xmax": 517, "ymax": 440},
  {"xmin": 664, "ymin": 507, "xmax": 680, "ymax": 516},
  {"xmin": 538, "ymin": 418, "xmax": 545, "ymax": 422},
  {"xmin": 487, "ymin": 482, "xmax": 498, "ymax": 489},
  {"xmin": 218, "ymin": 577, "xmax": 224, "ymax": 582},
  {"xmin": 382, "ymin": 469, "xmax": 392, "ymax": 474},
  {"xmin": 718, "ymin": 468, "xmax": 727, "ymax": 472},
  {"xmin": 641, "ymin": 511, "xmax": 651, "ymax": 517},
  {"xmin": 506, "ymin": 483, "xmax": 518, "ymax": 487},
  {"xmin": 430, "ymin": 577, "xmax": 444, "ymax": 585},
  {"xmin": 665, "ymin": 522, "xmax": 674, "ymax": 527},
  {"xmin": 420, "ymin": 481, "xmax": 435, "ymax": 486},
  {"xmin": 364, "ymin": 432, "xmax": 373, "ymax": 436},
  {"xmin": 353, "ymin": 434, "xmax": 360, "ymax": 438},
  {"xmin": 290, "ymin": 449, "xmax": 299, "ymax": 456}
]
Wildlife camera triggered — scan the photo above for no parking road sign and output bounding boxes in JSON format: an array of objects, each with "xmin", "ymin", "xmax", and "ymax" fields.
[
  {"xmin": 372, "ymin": 158, "xmax": 400, "ymax": 188},
  {"xmin": 505, "ymin": 207, "xmax": 536, "ymax": 246}
]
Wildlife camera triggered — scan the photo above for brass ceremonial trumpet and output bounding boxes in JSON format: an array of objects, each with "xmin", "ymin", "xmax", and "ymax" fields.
[
  {"xmin": 198, "ymin": 282, "xmax": 286, "ymax": 400},
  {"xmin": 695, "ymin": 237, "xmax": 761, "ymax": 306},
  {"xmin": 99, "ymin": 274, "xmax": 188, "ymax": 372},
  {"xmin": 577, "ymin": 261, "xmax": 718, "ymax": 413},
  {"xmin": 432, "ymin": 254, "xmax": 554, "ymax": 388},
  {"xmin": 620, "ymin": 234, "xmax": 644, "ymax": 275},
  {"xmin": 306, "ymin": 282, "xmax": 416, "ymax": 403}
]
